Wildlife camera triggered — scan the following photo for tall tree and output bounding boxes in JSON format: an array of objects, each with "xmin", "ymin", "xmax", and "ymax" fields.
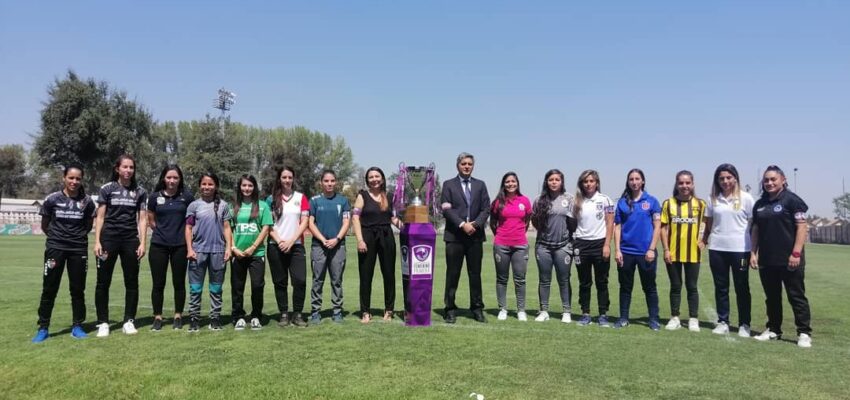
[
  {"xmin": 178, "ymin": 116, "xmax": 253, "ymax": 200},
  {"xmin": 32, "ymin": 70, "xmax": 153, "ymax": 189},
  {"xmin": 834, "ymin": 192, "xmax": 850, "ymax": 220},
  {"xmin": 0, "ymin": 144, "xmax": 27, "ymax": 208}
]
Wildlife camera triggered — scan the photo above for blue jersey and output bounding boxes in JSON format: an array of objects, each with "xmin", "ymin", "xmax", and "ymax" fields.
[
  {"xmin": 309, "ymin": 193, "xmax": 351, "ymax": 244},
  {"xmin": 615, "ymin": 192, "xmax": 661, "ymax": 255}
]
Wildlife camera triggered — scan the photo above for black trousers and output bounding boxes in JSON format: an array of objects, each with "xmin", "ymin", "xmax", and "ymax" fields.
[
  {"xmin": 148, "ymin": 243, "xmax": 188, "ymax": 315},
  {"xmin": 575, "ymin": 240, "xmax": 610, "ymax": 315},
  {"xmin": 665, "ymin": 262, "xmax": 700, "ymax": 318},
  {"xmin": 267, "ymin": 243, "xmax": 307, "ymax": 314},
  {"xmin": 358, "ymin": 225, "xmax": 397, "ymax": 313},
  {"xmin": 231, "ymin": 255, "xmax": 266, "ymax": 319},
  {"xmin": 37, "ymin": 248, "xmax": 87, "ymax": 328},
  {"xmin": 708, "ymin": 250, "xmax": 750, "ymax": 325},
  {"xmin": 444, "ymin": 239, "xmax": 484, "ymax": 312},
  {"xmin": 759, "ymin": 265, "xmax": 812, "ymax": 336},
  {"xmin": 96, "ymin": 239, "xmax": 140, "ymax": 323}
]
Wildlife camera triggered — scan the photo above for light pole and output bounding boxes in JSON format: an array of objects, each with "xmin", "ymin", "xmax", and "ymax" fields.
[
  {"xmin": 213, "ymin": 88, "xmax": 236, "ymax": 117},
  {"xmin": 794, "ymin": 167, "xmax": 798, "ymax": 192}
]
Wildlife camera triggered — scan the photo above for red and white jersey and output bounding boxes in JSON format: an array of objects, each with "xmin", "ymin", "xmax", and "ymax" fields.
[{"xmin": 271, "ymin": 191, "xmax": 310, "ymax": 244}]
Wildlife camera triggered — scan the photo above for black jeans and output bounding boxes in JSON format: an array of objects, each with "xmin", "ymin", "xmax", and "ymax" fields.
[
  {"xmin": 759, "ymin": 265, "xmax": 812, "ymax": 336},
  {"xmin": 708, "ymin": 250, "xmax": 750, "ymax": 326},
  {"xmin": 444, "ymin": 239, "xmax": 484, "ymax": 312},
  {"xmin": 148, "ymin": 243, "xmax": 187, "ymax": 315},
  {"xmin": 618, "ymin": 253, "xmax": 659, "ymax": 321},
  {"xmin": 358, "ymin": 225, "xmax": 397, "ymax": 313},
  {"xmin": 665, "ymin": 262, "xmax": 700, "ymax": 318},
  {"xmin": 37, "ymin": 248, "xmax": 87, "ymax": 328},
  {"xmin": 96, "ymin": 239, "xmax": 140, "ymax": 323},
  {"xmin": 267, "ymin": 243, "xmax": 307, "ymax": 314},
  {"xmin": 231, "ymin": 255, "xmax": 266, "ymax": 320}
]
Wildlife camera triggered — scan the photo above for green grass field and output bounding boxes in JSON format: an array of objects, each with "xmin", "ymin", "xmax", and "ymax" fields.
[{"xmin": 1, "ymin": 235, "xmax": 848, "ymax": 400}]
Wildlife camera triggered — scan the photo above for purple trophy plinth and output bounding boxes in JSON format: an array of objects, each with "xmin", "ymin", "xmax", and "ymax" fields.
[{"xmin": 401, "ymin": 222, "xmax": 437, "ymax": 326}]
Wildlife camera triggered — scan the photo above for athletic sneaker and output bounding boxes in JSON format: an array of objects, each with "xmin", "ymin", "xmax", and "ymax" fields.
[
  {"xmin": 70, "ymin": 325, "xmax": 87, "ymax": 339},
  {"xmin": 209, "ymin": 318, "xmax": 223, "ymax": 331},
  {"xmin": 577, "ymin": 314, "xmax": 592, "ymax": 326},
  {"xmin": 497, "ymin": 309, "xmax": 508, "ymax": 321},
  {"xmin": 649, "ymin": 320, "xmax": 661, "ymax": 331},
  {"xmin": 292, "ymin": 313, "xmax": 308, "ymax": 327},
  {"xmin": 797, "ymin": 333, "xmax": 812, "ymax": 348},
  {"xmin": 96, "ymin": 322, "xmax": 110, "ymax": 337},
  {"xmin": 332, "ymin": 312, "xmax": 344, "ymax": 323},
  {"xmin": 561, "ymin": 313, "xmax": 572, "ymax": 324},
  {"xmin": 151, "ymin": 319, "xmax": 163, "ymax": 331},
  {"xmin": 310, "ymin": 312, "xmax": 322, "ymax": 325},
  {"xmin": 597, "ymin": 315, "xmax": 611, "ymax": 328},
  {"xmin": 613, "ymin": 318, "xmax": 630, "ymax": 329},
  {"xmin": 234, "ymin": 318, "xmax": 247, "ymax": 331},
  {"xmin": 173, "ymin": 317, "xmax": 183, "ymax": 330},
  {"xmin": 688, "ymin": 318, "xmax": 700, "ymax": 332},
  {"xmin": 517, "ymin": 311, "xmax": 528, "ymax": 322},
  {"xmin": 250, "ymin": 318, "xmax": 262, "ymax": 330},
  {"xmin": 278, "ymin": 313, "xmax": 290, "ymax": 327},
  {"xmin": 754, "ymin": 329, "xmax": 779, "ymax": 342},
  {"xmin": 665, "ymin": 316, "xmax": 681, "ymax": 330},
  {"xmin": 535, "ymin": 311, "xmax": 550, "ymax": 322},
  {"xmin": 32, "ymin": 328, "xmax": 49, "ymax": 343},
  {"xmin": 712, "ymin": 322, "xmax": 729, "ymax": 335},
  {"xmin": 188, "ymin": 318, "xmax": 200, "ymax": 332},
  {"xmin": 122, "ymin": 319, "xmax": 138, "ymax": 335},
  {"xmin": 738, "ymin": 324, "xmax": 751, "ymax": 338}
]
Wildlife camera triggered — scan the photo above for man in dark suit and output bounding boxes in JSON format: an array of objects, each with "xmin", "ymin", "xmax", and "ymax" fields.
[{"xmin": 440, "ymin": 152, "xmax": 490, "ymax": 323}]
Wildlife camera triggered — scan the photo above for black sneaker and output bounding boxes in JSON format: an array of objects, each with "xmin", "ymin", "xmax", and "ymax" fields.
[
  {"xmin": 151, "ymin": 318, "xmax": 163, "ymax": 331},
  {"xmin": 278, "ymin": 313, "xmax": 290, "ymax": 327},
  {"xmin": 292, "ymin": 313, "xmax": 308, "ymax": 327},
  {"xmin": 209, "ymin": 318, "xmax": 223, "ymax": 331},
  {"xmin": 173, "ymin": 317, "xmax": 183, "ymax": 330},
  {"xmin": 188, "ymin": 318, "xmax": 200, "ymax": 332}
]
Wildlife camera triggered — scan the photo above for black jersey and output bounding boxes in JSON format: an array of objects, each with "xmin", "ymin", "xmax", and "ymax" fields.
[
  {"xmin": 98, "ymin": 182, "xmax": 147, "ymax": 241},
  {"xmin": 40, "ymin": 191, "xmax": 96, "ymax": 253},
  {"xmin": 753, "ymin": 190, "xmax": 808, "ymax": 267},
  {"xmin": 148, "ymin": 189, "xmax": 194, "ymax": 246}
]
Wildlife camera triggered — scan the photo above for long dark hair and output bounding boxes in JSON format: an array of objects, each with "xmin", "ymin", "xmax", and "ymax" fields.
[
  {"xmin": 272, "ymin": 166, "xmax": 297, "ymax": 220},
  {"xmin": 110, "ymin": 154, "xmax": 137, "ymax": 190},
  {"xmin": 574, "ymin": 169, "xmax": 601, "ymax": 220},
  {"xmin": 760, "ymin": 165, "xmax": 788, "ymax": 199},
  {"xmin": 711, "ymin": 163, "xmax": 740, "ymax": 205},
  {"xmin": 63, "ymin": 164, "xmax": 86, "ymax": 197},
  {"xmin": 531, "ymin": 169, "xmax": 565, "ymax": 232},
  {"xmin": 672, "ymin": 170, "xmax": 694, "ymax": 198},
  {"xmin": 490, "ymin": 172, "xmax": 526, "ymax": 234},
  {"xmin": 364, "ymin": 166, "xmax": 389, "ymax": 211},
  {"xmin": 153, "ymin": 164, "xmax": 185, "ymax": 194},
  {"xmin": 234, "ymin": 174, "xmax": 260, "ymax": 221},
  {"xmin": 198, "ymin": 172, "xmax": 222, "ymax": 222},
  {"xmin": 620, "ymin": 168, "xmax": 646, "ymax": 210}
]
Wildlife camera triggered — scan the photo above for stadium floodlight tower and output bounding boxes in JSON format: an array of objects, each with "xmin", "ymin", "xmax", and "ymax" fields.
[{"xmin": 213, "ymin": 88, "xmax": 236, "ymax": 117}]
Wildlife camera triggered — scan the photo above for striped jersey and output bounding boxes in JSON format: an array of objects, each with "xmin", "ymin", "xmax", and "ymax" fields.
[{"xmin": 661, "ymin": 197, "xmax": 706, "ymax": 263}]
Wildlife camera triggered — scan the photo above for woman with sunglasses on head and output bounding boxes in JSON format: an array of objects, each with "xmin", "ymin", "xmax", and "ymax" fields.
[
  {"xmin": 750, "ymin": 165, "xmax": 812, "ymax": 348},
  {"xmin": 490, "ymin": 172, "xmax": 533, "ymax": 321},
  {"xmin": 700, "ymin": 163, "xmax": 755, "ymax": 337},
  {"xmin": 147, "ymin": 165, "xmax": 194, "ymax": 331}
]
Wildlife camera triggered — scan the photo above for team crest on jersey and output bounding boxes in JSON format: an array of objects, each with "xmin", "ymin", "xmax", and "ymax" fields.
[
  {"xmin": 773, "ymin": 204, "xmax": 783, "ymax": 213},
  {"xmin": 641, "ymin": 202, "xmax": 650, "ymax": 211},
  {"xmin": 596, "ymin": 202, "xmax": 604, "ymax": 210},
  {"xmin": 561, "ymin": 199, "xmax": 569, "ymax": 207},
  {"xmin": 157, "ymin": 196, "xmax": 166, "ymax": 205},
  {"xmin": 518, "ymin": 203, "xmax": 526, "ymax": 211},
  {"xmin": 129, "ymin": 191, "xmax": 136, "ymax": 198}
]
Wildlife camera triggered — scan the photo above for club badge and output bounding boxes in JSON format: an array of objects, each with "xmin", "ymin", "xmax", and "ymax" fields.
[
  {"xmin": 641, "ymin": 202, "xmax": 650, "ymax": 211},
  {"xmin": 157, "ymin": 196, "xmax": 166, "ymax": 205},
  {"xmin": 773, "ymin": 204, "xmax": 783, "ymax": 213}
]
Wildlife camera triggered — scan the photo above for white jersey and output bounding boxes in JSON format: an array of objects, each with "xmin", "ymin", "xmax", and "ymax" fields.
[
  {"xmin": 705, "ymin": 191, "xmax": 755, "ymax": 252},
  {"xmin": 271, "ymin": 191, "xmax": 310, "ymax": 245},
  {"xmin": 574, "ymin": 192, "xmax": 615, "ymax": 241}
]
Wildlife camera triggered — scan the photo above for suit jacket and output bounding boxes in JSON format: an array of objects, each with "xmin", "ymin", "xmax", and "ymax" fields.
[{"xmin": 441, "ymin": 175, "xmax": 490, "ymax": 242}]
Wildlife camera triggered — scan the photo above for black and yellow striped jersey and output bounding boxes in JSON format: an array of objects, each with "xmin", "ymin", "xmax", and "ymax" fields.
[{"xmin": 661, "ymin": 197, "xmax": 706, "ymax": 263}]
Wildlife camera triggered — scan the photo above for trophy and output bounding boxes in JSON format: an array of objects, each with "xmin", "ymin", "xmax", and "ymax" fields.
[{"xmin": 393, "ymin": 163, "xmax": 438, "ymax": 224}]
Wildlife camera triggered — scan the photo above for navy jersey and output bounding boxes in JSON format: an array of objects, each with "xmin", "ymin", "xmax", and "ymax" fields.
[
  {"xmin": 40, "ymin": 191, "xmax": 96, "ymax": 253},
  {"xmin": 98, "ymin": 182, "xmax": 147, "ymax": 241},
  {"xmin": 148, "ymin": 189, "xmax": 194, "ymax": 246},
  {"xmin": 753, "ymin": 190, "xmax": 808, "ymax": 267}
]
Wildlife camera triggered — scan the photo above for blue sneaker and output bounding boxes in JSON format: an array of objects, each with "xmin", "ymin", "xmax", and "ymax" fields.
[
  {"xmin": 649, "ymin": 320, "xmax": 661, "ymax": 331},
  {"xmin": 577, "ymin": 314, "xmax": 592, "ymax": 326},
  {"xmin": 597, "ymin": 315, "xmax": 611, "ymax": 328},
  {"xmin": 310, "ymin": 312, "xmax": 322, "ymax": 325},
  {"xmin": 32, "ymin": 328, "xmax": 49, "ymax": 343},
  {"xmin": 332, "ymin": 312, "xmax": 344, "ymax": 323},
  {"xmin": 70, "ymin": 325, "xmax": 87, "ymax": 339},
  {"xmin": 614, "ymin": 318, "xmax": 630, "ymax": 329}
]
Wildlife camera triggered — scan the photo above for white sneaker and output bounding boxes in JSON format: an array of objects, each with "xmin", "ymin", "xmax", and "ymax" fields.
[
  {"xmin": 497, "ymin": 309, "xmax": 508, "ymax": 321},
  {"xmin": 517, "ymin": 311, "xmax": 528, "ymax": 322},
  {"xmin": 561, "ymin": 313, "xmax": 572, "ymax": 324},
  {"xmin": 738, "ymin": 324, "xmax": 751, "ymax": 338},
  {"xmin": 535, "ymin": 311, "xmax": 550, "ymax": 322},
  {"xmin": 712, "ymin": 322, "xmax": 729, "ymax": 335},
  {"xmin": 250, "ymin": 318, "xmax": 262, "ymax": 330},
  {"xmin": 234, "ymin": 318, "xmax": 247, "ymax": 331},
  {"xmin": 122, "ymin": 320, "xmax": 138, "ymax": 335},
  {"xmin": 96, "ymin": 322, "xmax": 110, "ymax": 338},
  {"xmin": 665, "ymin": 316, "xmax": 681, "ymax": 330},
  {"xmin": 797, "ymin": 333, "xmax": 812, "ymax": 348},
  {"xmin": 754, "ymin": 328, "xmax": 779, "ymax": 342},
  {"xmin": 688, "ymin": 318, "xmax": 700, "ymax": 332}
]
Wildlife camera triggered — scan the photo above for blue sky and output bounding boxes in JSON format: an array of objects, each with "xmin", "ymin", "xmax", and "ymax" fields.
[{"xmin": 1, "ymin": 1, "xmax": 848, "ymax": 216}]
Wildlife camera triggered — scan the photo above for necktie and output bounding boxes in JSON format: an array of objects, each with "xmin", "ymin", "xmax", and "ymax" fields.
[{"xmin": 463, "ymin": 179, "xmax": 472, "ymax": 221}]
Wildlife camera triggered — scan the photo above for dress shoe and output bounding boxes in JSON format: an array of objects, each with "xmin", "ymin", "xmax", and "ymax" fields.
[
  {"xmin": 444, "ymin": 310, "xmax": 456, "ymax": 324},
  {"xmin": 472, "ymin": 310, "xmax": 487, "ymax": 323}
]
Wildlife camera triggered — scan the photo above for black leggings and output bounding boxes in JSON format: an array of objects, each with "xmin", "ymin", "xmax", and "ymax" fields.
[
  {"xmin": 38, "ymin": 248, "xmax": 87, "ymax": 328},
  {"xmin": 358, "ymin": 225, "xmax": 397, "ymax": 313},
  {"xmin": 665, "ymin": 262, "xmax": 700, "ymax": 318},
  {"xmin": 96, "ymin": 239, "xmax": 140, "ymax": 323},
  {"xmin": 231, "ymin": 255, "xmax": 265, "ymax": 319},
  {"xmin": 267, "ymin": 243, "xmax": 307, "ymax": 314},
  {"xmin": 148, "ymin": 243, "xmax": 187, "ymax": 316}
]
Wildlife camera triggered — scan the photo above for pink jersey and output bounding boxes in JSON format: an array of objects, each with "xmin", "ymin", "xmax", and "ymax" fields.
[{"xmin": 492, "ymin": 194, "xmax": 532, "ymax": 246}]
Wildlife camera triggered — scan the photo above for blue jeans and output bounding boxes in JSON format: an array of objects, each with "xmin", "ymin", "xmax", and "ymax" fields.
[{"xmin": 618, "ymin": 252, "xmax": 659, "ymax": 322}]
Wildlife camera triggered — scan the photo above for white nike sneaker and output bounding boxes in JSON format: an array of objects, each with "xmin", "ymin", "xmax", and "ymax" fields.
[
  {"xmin": 535, "ymin": 311, "xmax": 550, "ymax": 322},
  {"xmin": 96, "ymin": 322, "xmax": 110, "ymax": 338},
  {"xmin": 754, "ymin": 328, "xmax": 779, "ymax": 342},
  {"xmin": 122, "ymin": 319, "xmax": 138, "ymax": 335},
  {"xmin": 665, "ymin": 316, "xmax": 681, "ymax": 330},
  {"xmin": 797, "ymin": 333, "xmax": 812, "ymax": 348}
]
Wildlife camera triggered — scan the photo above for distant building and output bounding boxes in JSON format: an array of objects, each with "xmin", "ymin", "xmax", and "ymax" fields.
[{"xmin": 808, "ymin": 218, "xmax": 850, "ymax": 245}]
